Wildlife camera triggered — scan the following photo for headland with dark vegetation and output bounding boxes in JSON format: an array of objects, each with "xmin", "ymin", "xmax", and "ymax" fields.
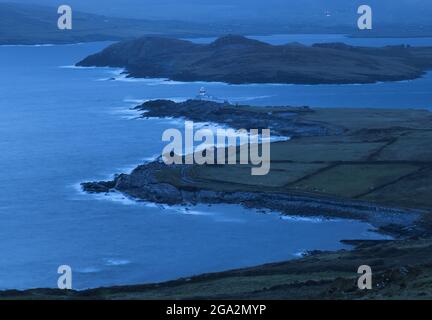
[{"xmin": 77, "ymin": 35, "xmax": 432, "ymax": 84}]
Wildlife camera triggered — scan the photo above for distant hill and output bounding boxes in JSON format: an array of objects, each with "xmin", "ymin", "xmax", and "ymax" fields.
[
  {"xmin": 77, "ymin": 35, "xmax": 432, "ymax": 85},
  {"xmin": 0, "ymin": 2, "xmax": 226, "ymax": 45},
  {"xmin": 0, "ymin": 2, "xmax": 357, "ymax": 45},
  {"xmin": 7, "ymin": 0, "xmax": 432, "ymax": 26},
  {"xmin": 2, "ymin": 1, "xmax": 432, "ymax": 45}
]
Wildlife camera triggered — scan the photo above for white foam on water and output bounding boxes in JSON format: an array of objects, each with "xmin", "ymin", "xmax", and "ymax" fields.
[
  {"xmin": 76, "ymin": 267, "xmax": 102, "ymax": 274},
  {"xmin": 109, "ymin": 74, "xmax": 230, "ymax": 86},
  {"xmin": 73, "ymin": 180, "xmax": 361, "ymax": 227},
  {"xmin": 229, "ymin": 95, "xmax": 275, "ymax": 102},
  {"xmin": 142, "ymin": 154, "xmax": 161, "ymax": 163},
  {"xmin": 59, "ymin": 65, "xmax": 98, "ymax": 69},
  {"xmin": 104, "ymin": 258, "xmax": 131, "ymax": 266},
  {"xmin": 123, "ymin": 98, "xmax": 147, "ymax": 104},
  {"xmin": 1, "ymin": 44, "xmax": 55, "ymax": 47},
  {"xmin": 95, "ymin": 68, "xmax": 126, "ymax": 81},
  {"xmin": 110, "ymin": 96, "xmax": 186, "ymax": 120},
  {"xmin": 280, "ymin": 215, "xmax": 339, "ymax": 224},
  {"xmin": 114, "ymin": 74, "xmax": 170, "ymax": 84},
  {"xmin": 150, "ymin": 80, "xmax": 187, "ymax": 86},
  {"xmin": 108, "ymin": 107, "xmax": 142, "ymax": 120},
  {"xmin": 71, "ymin": 182, "xmax": 214, "ymax": 216},
  {"xmin": 70, "ymin": 182, "xmax": 92, "ymax": 199},
  {"xmin": 1, "ymin": 42, "xmax": 95, "ymax": 47},
  {"xmin": 173, "ymin": 207, "xmax": 214, "ymax": 216},
  {"xmin": 292, "ymin": 250, "xmax": 307, "ymax": 258},
  {"xmin": 94, "ymin": 191, "xmax": 139, "ymax": 206},
  {"xmin": 70, "ymin": 184, "xmax": 140, "ymax": 206},
  {"xmin": 110, "ymin": 106, "xmax": 147, "ymax": 120}
]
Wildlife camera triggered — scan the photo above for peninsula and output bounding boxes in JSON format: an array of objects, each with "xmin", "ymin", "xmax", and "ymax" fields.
[
  {"xmin": 83, "ymin": 100, "xmax": 432, "ymax": 239},
  {"xmin": 77, "ymin": 35, "xmax": 432, "ymax": 84}
]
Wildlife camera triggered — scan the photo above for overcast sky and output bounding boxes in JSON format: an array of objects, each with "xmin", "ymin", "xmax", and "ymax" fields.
[{"xmin": 2, "ymin": 0, "xmax": 432, "ymax": 25}]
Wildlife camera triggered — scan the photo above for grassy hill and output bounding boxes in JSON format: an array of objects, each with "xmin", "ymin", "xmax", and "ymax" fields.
[
  {"xmin": 0, "ymin": 3, "xmax": 224, "ymax": 45},
  {"xmin": 77, "ymin": 35, "xmax": 432, "ymax": 84}
]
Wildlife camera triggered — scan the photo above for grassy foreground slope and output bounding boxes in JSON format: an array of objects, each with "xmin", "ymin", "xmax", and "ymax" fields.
[{"xmin": 3, "ymin": 239, "xmax": 432, "ymax": 300}]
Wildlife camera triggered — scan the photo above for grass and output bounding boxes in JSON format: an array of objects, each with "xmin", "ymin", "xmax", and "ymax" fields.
[
  {"xmin": 154, "ymin": 106, "xmax": 432, "ymax": 209},
  {"xmin": 291, "ymin": 164, "xmax": 420, "ymax": 198},
  {"xmin": 377, "ymin": 131, "xmax": 432, "ymax": 162}
]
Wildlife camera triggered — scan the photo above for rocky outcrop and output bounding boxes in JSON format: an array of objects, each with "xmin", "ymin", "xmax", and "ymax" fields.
[{"xmin": 82, "ymin": 160, "xmax": 425, "ymax": 238}]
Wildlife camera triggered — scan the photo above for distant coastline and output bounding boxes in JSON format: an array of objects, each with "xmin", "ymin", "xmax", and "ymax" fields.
[{"xmin": 76, "ymin": 35, "xmax": 432, "ymax": 85}]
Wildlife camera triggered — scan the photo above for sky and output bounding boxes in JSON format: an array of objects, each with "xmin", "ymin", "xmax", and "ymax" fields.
[{"xmin": 2, "ymin": 0, "xmax": 432, "ymax": 25}]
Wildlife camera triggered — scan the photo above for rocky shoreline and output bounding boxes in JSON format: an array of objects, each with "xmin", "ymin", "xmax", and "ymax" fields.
[
  {"xmin": 66, "ymin": 98, "xmax": 432, "ymax": 300},
  {"xmin": 81, "ymin": 99, "xmax": 430, "ymax": 239},
  {"xmin": 4, "ymin": 99, "xmax": 432, "ymax": 300},
  {"xmin": 82, "ymin": 160, "xmax": 425, "ymax": 239}
]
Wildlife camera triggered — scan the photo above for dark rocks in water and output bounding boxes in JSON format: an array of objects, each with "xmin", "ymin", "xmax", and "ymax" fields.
[
  {"xmin": 114, "ymin": 164, "xmax": 184, "ymax": 205},
  {"xmin": 81, "ymin": 181, "xmax": 116, "ymax": 193},
  {"xmin": 82, "ymin": 162, "xmax": 184, "ymax": 205},
  {"xmin": 77, "ymin": 35, "xmax": 432, "ymax": 85}
]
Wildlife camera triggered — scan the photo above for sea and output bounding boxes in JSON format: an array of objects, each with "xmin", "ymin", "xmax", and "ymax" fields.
[{"xmin": 0, "ymin": 34, "xmax": 430, "ymax": 290}]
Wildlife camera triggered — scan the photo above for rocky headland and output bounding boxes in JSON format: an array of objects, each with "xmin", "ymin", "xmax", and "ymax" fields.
[
  {"xmin": 82, "ymin": 100, "xmax": 432, "ymax": 239},
  {"xmin": 77, "ymin": 35, "xmax": 432, "ymax": 84}
]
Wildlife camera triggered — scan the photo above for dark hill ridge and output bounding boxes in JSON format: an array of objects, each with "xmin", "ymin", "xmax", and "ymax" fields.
[
  {"xmin": 77, "ymin": 35, "xmax": 432, "ymax": 84},
  {"xmin": 0, "ymin": 3, "xmax": 225, "ymax": 45}
]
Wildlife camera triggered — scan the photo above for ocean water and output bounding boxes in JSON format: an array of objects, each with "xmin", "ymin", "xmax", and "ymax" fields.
[{"xmin": 0, "ymin": 35, "xmax": 429, "ymax": 290}]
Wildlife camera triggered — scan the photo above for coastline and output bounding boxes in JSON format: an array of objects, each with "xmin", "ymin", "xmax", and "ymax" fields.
[
  {"xmin": 0, "ymin": 38, "xmax": 430, "ymax": 298},
  {"xmin": 105, "ymin": 67, "xmax": 431, "ymax": 87},
  {"xmin": 2, "ymin": 96, "xmax": 432, "ymax": 300},
  {"xmin": 76, "ymin": 35, "xmax": 432, "ymax": 85},
  {"xmin": 82, "ymin": 162, "xmax": 423, "ymax": 239},
  {"xmin": 73, "ymin": 98, "xmax": 432, "ymax": 299},
  {"xmin": 82, "ymin": 99, "xmax": 432, "ymax": 239}
]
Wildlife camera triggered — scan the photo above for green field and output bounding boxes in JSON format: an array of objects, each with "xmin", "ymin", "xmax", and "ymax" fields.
[{"xmin": 154, "ymin": 108, "xmax": 432, "ymax": 209}]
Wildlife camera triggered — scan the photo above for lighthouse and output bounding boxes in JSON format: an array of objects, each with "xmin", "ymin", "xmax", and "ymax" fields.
[
  {"xmin": 195, "ymin": 87, "xmax": 227, "ymax": 103},
  {"xmin": 198, "ymin": 87, "xmax": 207, "ymax": 98}
]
